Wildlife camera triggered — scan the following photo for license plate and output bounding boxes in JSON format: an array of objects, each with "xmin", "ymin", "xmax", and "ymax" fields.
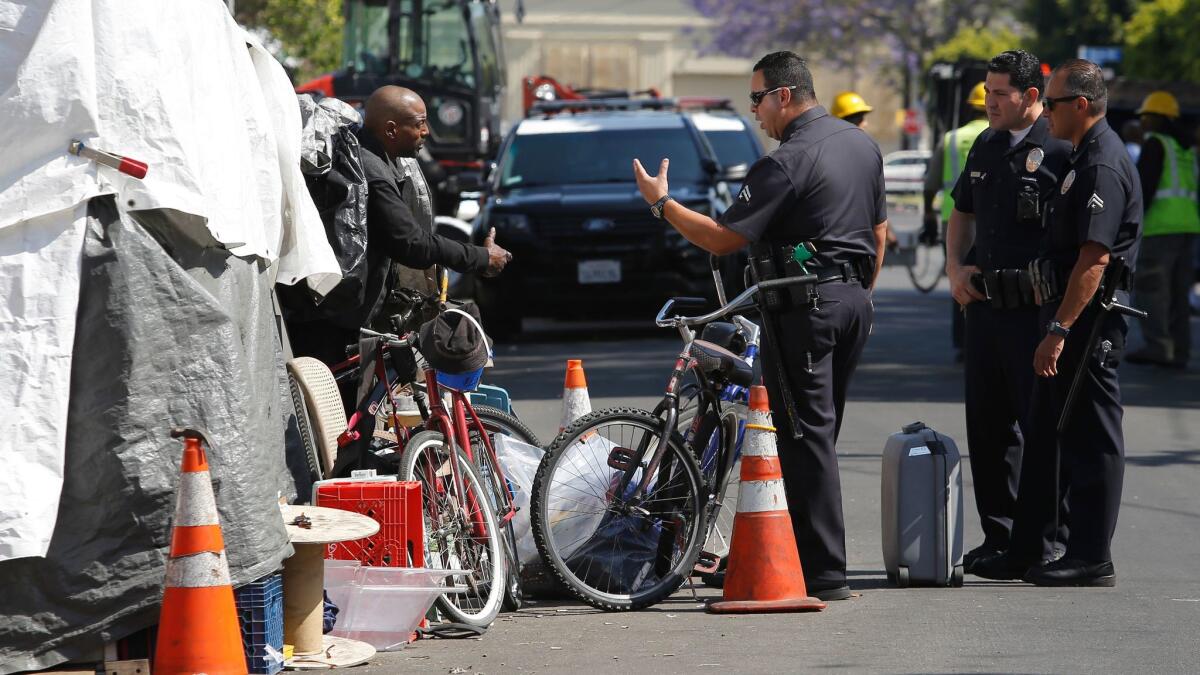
[{"xmin": 577, "ymin": 259, "xmax": 621, "ymax": 284}]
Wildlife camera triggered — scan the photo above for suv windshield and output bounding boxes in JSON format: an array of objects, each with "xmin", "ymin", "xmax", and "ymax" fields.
[
  {"xmin": 500, "ymin": 126, "xmax": 706, "ymax": 188},
  {"xmin": 702, "ymin": 130, "xmax": 760, "ymax": 169}
]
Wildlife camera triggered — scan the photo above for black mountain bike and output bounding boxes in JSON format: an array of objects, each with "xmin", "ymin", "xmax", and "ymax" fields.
[{"xmin": 530, "ymin": 271, "xmax": 814, "ymax": 610}]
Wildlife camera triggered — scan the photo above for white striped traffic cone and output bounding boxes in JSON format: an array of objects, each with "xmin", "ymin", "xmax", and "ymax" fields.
[
  {"xmin": 154, "ymin": 427, "xmax": 249, "ymax": 675},
  {"xmin": 558, "ymin": 359, "xmax": 592, "ymax": 431},
  {"xmin": 707, "ymin": 386, "xmax": 825, "ymax": 614}
]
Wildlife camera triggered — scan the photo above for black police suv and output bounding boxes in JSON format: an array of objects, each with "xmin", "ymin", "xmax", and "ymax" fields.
[{"xmin": 471, "ymin": 101, "xmax": 752, "ymax": 336}]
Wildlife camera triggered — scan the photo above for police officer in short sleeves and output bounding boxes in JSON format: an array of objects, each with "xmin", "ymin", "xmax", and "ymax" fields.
[
  {"xmin": 633, "ymin": 51, "xmax": 887, "ymax": 600},
  {"xmin": 976, "ymin": 59, "xmax": 1142, "ymax": 587},
  {"xmin": 943, "ymin": 51, "xmax": 1072, "ymax": 574}
]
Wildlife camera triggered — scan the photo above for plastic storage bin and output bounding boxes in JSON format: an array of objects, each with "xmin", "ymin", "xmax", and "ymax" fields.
[
  {"xmin": 323, "ymin": 558, "xmax": 362, "ymax": 626},
  {"xmin": 233, "ymin": 572, "xmax": 285, "ymax": 674},
  {"xmin": 330, "ymin": 567, "xmax": 467, "ymax": 651}
]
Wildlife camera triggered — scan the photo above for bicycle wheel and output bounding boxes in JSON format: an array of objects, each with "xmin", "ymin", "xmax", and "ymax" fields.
[
  {"xmin": 399, "ymin": 430, "xmax": 506, "ymax": 627},
  {"xmin": 533, "ymin": 408, "xmax": 704, "ymax": 611},
  {"xmin": 471, "ymin": 433, "xmax": 525, "ymax": 612},
  {"xmin": 472, "ymin": 405, "xmax": 542, "ymax": 448},
  {"xmin": 906, "ymin": 239, "xmax": 946, "ymax": 293}
]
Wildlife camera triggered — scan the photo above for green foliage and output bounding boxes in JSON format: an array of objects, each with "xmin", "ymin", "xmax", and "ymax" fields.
[
  {"xmin": 1123, "ymin": 0, "xmax": 1200, "ymax": 82},
  {"xmin": 1019, "ymin": 0, "xmax": 1138, "ymax": 66},
  {"xmin": 256, "ymin": 0, "xmax": 344, "ymax": 82},
  {"xmin": 925, "ymin": 25, "xmax": 1026, "ymax": 70}
]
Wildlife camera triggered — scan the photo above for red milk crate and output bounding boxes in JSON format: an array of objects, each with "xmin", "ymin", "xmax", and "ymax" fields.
[{"xmin": 314, "ymin": 479, "xmax": 424, "ymax": 568}]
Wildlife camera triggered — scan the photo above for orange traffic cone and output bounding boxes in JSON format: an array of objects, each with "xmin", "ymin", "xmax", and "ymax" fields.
[
  {"xmin": 154, "ymin": 427, "xmax": 249, "ymax": 675},
  {"xmin": 559, "ymin": 359, "xmax": 592, "ymax": 431},
  {"xmin": 707, "ymin": 386, "xmax": 826, "ymax": 614}
]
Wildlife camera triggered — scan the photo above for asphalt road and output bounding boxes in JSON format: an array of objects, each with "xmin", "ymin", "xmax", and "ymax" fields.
[{"xmin": 359, "ymin": 265, "xmax": 1200, "ymax": 674}]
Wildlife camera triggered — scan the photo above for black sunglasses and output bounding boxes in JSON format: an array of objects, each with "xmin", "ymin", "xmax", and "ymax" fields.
[
  {"xmin": 750, "ymin": 85, "xmax": 798, "ymax": 106},
  {"xmin": 1043, "ymin": 94, "xmax": 1092, "ymax": 111}
]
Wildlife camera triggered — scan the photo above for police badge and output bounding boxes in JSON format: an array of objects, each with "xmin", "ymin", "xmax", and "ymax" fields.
[
  {"xmin": 1061, "ymin": 169, "xmax": 1076, "ymax": 194},
  {"xmin": 1026, "ymin": 147, "xmax": 1044, "ymax": 173}
]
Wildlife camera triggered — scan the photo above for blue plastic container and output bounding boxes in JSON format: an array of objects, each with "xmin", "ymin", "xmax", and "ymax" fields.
[{"xmin": 234, "ymin": 572, "xmax": 285, "ymax": 674}]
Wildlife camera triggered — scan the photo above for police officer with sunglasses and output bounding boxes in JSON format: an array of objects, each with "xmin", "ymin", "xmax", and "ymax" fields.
[{"xmin": 633, "ymin": 51, "xmax": 887, "ymax": 601}]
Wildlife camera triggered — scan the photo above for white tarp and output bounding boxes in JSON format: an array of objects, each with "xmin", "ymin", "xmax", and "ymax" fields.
[
  {"xmin": 0, "ymin": 205, "xmax": 86, "ymax": 561},
  {"xmin": 0, "ymin": 0, "xmax": 340, "ymax": 560}
]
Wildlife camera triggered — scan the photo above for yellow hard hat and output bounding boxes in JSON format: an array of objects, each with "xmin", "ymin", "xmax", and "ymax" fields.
[
  {"xmin": 1137, "ymin": 91, "xmax": 1180, "ymax": 118},
  {"xmin": 831, "ymin": 91, "xmax": 873, "ymax": 119},
  {"xmin": 967, "ymin": 82, "xmax": 986, "ymax": 110}
]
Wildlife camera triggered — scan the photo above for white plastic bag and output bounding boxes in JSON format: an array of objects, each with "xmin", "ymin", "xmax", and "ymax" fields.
[{"xmin": 494, "ymin": 435, "xmax": 545, "ymax": 566}]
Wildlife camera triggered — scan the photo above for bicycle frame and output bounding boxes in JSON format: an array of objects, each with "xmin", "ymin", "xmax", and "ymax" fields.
[
  {"xmin": 614, "ymin": 275, "xmax": 800, "ymax": 507},
  {"xmin": 421, "ymin": 367, "xmax": 519, "ymax": 528}
]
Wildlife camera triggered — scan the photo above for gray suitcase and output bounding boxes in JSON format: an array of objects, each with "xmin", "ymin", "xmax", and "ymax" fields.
[{"xmin": 881, "ymin": 421, "xmax": 964, "ymax": 587}]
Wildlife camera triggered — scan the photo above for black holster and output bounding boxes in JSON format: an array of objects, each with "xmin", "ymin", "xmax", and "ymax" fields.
[{"xmin": 971, "ymin": 268, "xmax": 1036, "ymax": 309}]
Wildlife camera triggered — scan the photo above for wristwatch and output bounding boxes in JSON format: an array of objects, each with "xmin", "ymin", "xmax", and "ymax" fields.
[
  {"xmin": 1046, "ymin": 319, "xmax": 1070, "ymax": 338},
  {"xmin": 650, "ymin": 194, "xmax": 673, "ymax": 219}
]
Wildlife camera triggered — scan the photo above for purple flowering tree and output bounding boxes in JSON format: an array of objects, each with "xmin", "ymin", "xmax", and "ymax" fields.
[{"xmin": 688, "ymin": 0, "xmax": 1003, "ymax": 95}]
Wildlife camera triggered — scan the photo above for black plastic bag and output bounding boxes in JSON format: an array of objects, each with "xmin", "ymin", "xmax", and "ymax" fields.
[{"xmin": 279, "ymin": 98, "xmax": 370, "ymax": 329}]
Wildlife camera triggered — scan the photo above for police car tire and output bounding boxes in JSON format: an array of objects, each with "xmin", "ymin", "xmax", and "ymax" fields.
[{"xmin": 533, "ymin": 407, "xmax": 705, "ymax": 611}]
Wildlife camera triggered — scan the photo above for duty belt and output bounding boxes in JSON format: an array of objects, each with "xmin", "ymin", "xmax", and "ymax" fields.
[
  {"xmin": 1028, "ymin": 257, "xmax": 1132, "ymax": 305},
  {"xmin": 970, "ymin": 268, "xmax": 1036, "ymax": 309}
]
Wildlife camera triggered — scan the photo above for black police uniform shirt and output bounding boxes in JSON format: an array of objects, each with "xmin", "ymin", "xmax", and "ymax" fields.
[
  {"xmin": 718, "ymin": 106, "xmax": 885, "ymax": 268},
  {"xmin": 951, "ymin": 116, "xmax": 1072, "ymax": 270},
  {"xmin": 1043, "ymin": 118, "xmax": 1142, "ymax": 274}
]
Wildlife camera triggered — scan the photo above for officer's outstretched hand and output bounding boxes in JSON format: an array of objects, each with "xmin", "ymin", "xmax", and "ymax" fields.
[
  {"xmin": 633, "ymin": 158, "xmax": 669, "ymax": 205},
  {"xmin": 482, "ymin": 227, "xmax": 512, "ymax": 278},
  {"xmin": 948, "ymin": 264, "xmax": 986, "ymax": 307},
  {"xmin": 1034, "ymin": 334, "xmax": 1065, "ymax": 378}
]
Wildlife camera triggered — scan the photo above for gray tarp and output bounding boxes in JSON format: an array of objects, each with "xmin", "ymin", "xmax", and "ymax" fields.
[{"xmin": 0, "ymin": 197, "xmax": 307, "ymax": 673}]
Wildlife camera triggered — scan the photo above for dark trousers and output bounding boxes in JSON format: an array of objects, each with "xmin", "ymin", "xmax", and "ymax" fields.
[
  {"xmin": 963, "ymin": 302, "xmax": 1040, "ymax": 549},
  {"xmin": 1009, "ymin": 304, "xmax": 1127, "ymax": 563},
  {"xmin": 759, "ymin": 281, "xmax": 872, "ymax": 588},
  {"xmin": 1134, "ymin": 233, "xmax": 1195, "ymax": 365}
]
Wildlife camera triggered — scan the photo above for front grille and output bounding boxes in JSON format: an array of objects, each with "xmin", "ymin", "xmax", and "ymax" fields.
[{"xmin": 533, "ymin": 212, "xmax": 664, "ymax": 239}]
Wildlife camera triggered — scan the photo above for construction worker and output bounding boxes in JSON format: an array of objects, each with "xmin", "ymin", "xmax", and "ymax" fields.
[
  {"xmin": 944, "ymin": 50, "xmax": 1072, "ymax": 576},
  {"xmin": 632, "ymin": 51, "xmax": 887, "ymax": 601},
  {"xmin": 925, "ymin": 81, "xmax": 990, "ymax": 359},
  {"xmin": 833, "ymin": 91, "xmax": 898, "ymax": 250},
  {"xmin": 1126, "ymin": 91, "xmax": 1199, "ymax": 369},
  {"xmin": 831, "ymin": 91, "xmax": 873, "ymax": 129}
]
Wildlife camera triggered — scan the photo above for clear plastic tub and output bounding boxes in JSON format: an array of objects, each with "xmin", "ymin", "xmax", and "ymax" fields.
[
  {"xmin": 330, "ymin": 567, "xmax": 467, "ymax": 651},
  {"xmin": 323, "ymin": 559, "xmax": 362, "ymax": 626}
]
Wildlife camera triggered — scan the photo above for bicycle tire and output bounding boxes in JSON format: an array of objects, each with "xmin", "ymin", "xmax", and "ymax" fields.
[
  {"xmin": 472, "ymin": 405, "xmax": 542, "ymax": 448},
  {"xmin": 905, "ymin": 234, "xmax": 947, "ymax": 294},
  {"xmin": 532, "ymin": 408, "xmax": 704, "ymax": 611},
  {"xmin": 467, "ymin": 404, "xmax": 537, "ymax": 610},
  {"xmin": 470, "ymin": 431, "xmax": 525, "ymax": 613},
  {"xmin": 399, "ymin": 430, "xmax": 506, "ymax": 627}
]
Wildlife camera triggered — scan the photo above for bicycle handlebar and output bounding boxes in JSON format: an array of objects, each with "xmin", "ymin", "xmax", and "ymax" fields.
[
  {"xmin": 358, "ymin": 326, "xmax": 413, "ymax": 348},
  {"xmin": 654, "ymin": 273, "xmax": 817, "ymax": 328}
]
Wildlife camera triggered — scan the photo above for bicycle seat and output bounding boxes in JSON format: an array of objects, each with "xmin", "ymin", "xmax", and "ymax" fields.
[{"xmin": 689, "ymin": 339, "xmax": 754, "ymax": 387}]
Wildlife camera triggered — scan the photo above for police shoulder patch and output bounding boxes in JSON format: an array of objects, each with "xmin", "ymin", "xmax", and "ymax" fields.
[
  {"xmin": 738, "ymin": 184, "xmax": 752, "ymax": 203},
  {"xmin": 1087, "ymin": 192, "xmax": 1105, "ymax": 213},
  {"xmin": 1061, "ymin": 169, "xmax": 1076, "ymax": 195}
]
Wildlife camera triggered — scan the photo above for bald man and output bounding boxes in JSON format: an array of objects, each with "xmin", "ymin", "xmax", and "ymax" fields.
[{"xmin": 356, "ymin": 85, "xmax": 510, "ymax": 320}]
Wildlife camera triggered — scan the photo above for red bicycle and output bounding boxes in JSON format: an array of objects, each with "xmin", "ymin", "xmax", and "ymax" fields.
[{"xmin": 360, "ymin": 295, "xmax": 520, "ymax": 627}]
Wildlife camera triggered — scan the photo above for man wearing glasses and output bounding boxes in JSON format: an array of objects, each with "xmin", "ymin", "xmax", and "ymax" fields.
[
  {"xmin": 980, "ymin": 59, "xmax": 1142, "ymax": 587},
  {"xmin": 633, "ymin": 51, "xmax": 887, "ymax": 601},
  {"xmin": 942, "ymin": 50, "xmax": 1072, "ymax": 579}
]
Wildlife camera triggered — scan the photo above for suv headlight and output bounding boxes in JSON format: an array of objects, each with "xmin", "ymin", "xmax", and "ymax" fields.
[{"xmin": 488, "ymin": 212, "xmax": 530, "ymax": 233}]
